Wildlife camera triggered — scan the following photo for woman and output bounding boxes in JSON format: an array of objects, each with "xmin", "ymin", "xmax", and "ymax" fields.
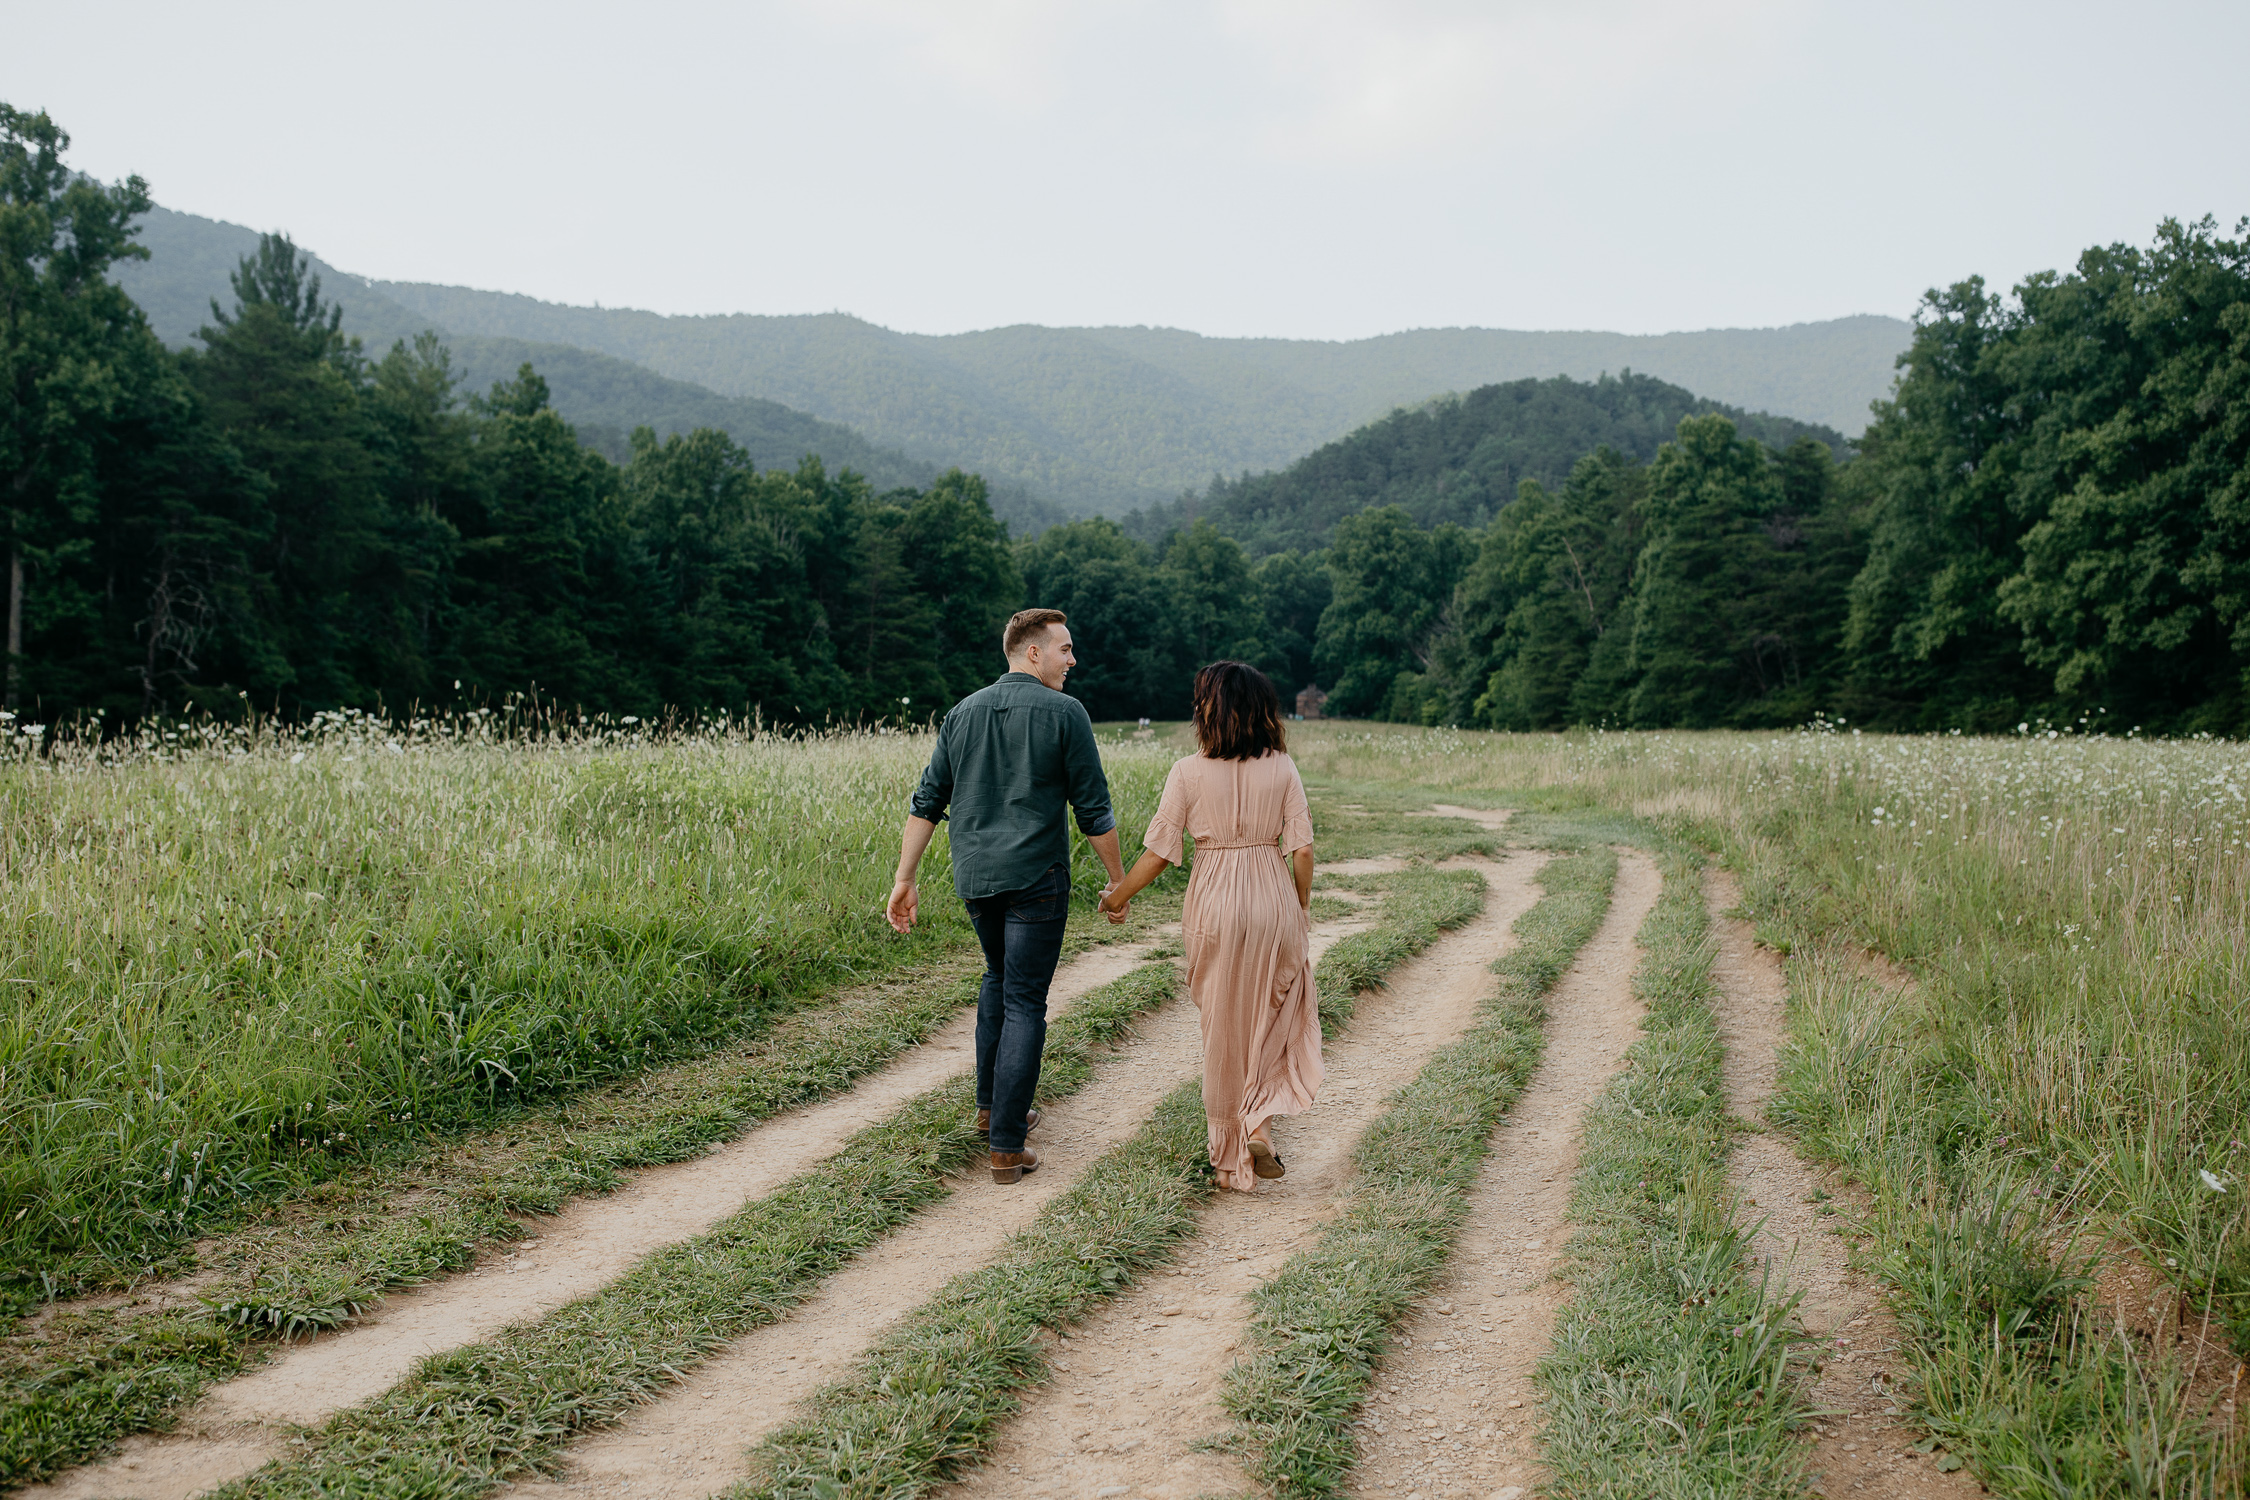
[{"xmin": 1099, "ymin": 662, "xmax": 1317, "ymax": 1190}]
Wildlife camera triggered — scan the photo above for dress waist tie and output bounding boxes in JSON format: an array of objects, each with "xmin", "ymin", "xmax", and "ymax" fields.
[{"xmin": 1191, "ymin": 837, "xmax": 1280, "ymax": 850}]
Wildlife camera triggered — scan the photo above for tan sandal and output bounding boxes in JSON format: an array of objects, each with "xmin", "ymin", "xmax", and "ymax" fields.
[{"xmin": 1247, "ymin": 1138, "xmax": 1286, "ymax": 1179}]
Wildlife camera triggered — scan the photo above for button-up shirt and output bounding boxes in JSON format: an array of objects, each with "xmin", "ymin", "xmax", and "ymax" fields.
[{"xmin": 909, "ymin": 672, "xmax": 1116, "ymax": 899}]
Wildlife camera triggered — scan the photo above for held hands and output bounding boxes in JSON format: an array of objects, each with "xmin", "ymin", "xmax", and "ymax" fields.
[{"xmin": 1098, "ymin": 884, "xmax": 1130, "ymax": 924}]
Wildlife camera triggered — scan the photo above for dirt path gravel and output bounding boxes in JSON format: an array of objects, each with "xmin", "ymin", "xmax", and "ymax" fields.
[
  {"xmin": 1707, "ymin": 871, "xmax": 1976, "ymax": 1500},
  {"xmin": 1346, "ymin": 851, "xmax": 1659, "ymax": 1500},
  {"xmin": 21, "ymin": 935, "xmax": 1173, "ymax": 1500},
  {"xmin": 486, "ymin": 910, "xmax": 1380, "ymax": 1500},
  {"xmin": 937, "ymin": 852, "xmax": 1552, "ymax": 1500}
]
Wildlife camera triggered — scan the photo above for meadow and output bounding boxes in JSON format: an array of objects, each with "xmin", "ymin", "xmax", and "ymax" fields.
[
  {"xmin": 0, "ymin": 710, "xmax": 1174, "ymax": 1290},
  {"xmin": 6, "ymin": 714, "xmax": 2249, "ymax": 1497}
]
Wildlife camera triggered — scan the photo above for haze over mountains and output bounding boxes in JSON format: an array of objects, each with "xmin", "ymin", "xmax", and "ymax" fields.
[{"xmin": 117, "ymin": 205, "xmax": 1912, "ymax": 523}]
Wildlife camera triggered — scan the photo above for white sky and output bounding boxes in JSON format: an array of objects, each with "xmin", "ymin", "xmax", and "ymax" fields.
[{"xmin": 8, "ymin": 0, "xmax": 2247, "ymax": 339}]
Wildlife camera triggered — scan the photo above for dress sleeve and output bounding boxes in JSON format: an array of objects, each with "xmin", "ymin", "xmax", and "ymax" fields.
[
  {"xmin": 1280, "ymin": 756, "xmax": 1314, "ymax": 856},
  {"xmin": 1142, "ymin": 758, "xmax": 1191, "ymax": 865}
]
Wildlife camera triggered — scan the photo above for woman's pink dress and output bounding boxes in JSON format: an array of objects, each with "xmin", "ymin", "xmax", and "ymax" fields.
[{"xmin": 1142, "ymin": 750, "xmax": 1320, "ymax": 1191}]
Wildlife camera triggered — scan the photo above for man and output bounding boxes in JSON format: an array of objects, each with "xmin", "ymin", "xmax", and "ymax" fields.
[{"xmin": 887, "ymin": 607, "xmax": 1126, "ymax": 1184}]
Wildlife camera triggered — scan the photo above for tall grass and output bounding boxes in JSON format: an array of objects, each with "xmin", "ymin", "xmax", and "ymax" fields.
[
  {"xmin": 1291, "ymin": 720, "xmax": 2250, "ymax": 1489},
  {"xmin": 0, "ymin": 712, "xmax": 1172, "ymax": 1288}
]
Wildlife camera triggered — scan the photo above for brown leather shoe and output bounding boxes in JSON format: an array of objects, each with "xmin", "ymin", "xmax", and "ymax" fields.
[
  {"xmin": 990, "ymin": 1148, "xmax": 1039, "ymax": 1184},
  {"xmin": 1248, "ymin": 1138, "xmax": 1287, "ymax": 1180},
  {"xmin": 973, "ymin": 1107, "xmax": 1041, "ymax": 1137}
]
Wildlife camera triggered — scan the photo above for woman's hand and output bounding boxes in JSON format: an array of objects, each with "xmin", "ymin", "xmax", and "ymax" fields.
[{"xmin": 1100, "ymin": 848, "xmax": 1173, "ymax": 924}]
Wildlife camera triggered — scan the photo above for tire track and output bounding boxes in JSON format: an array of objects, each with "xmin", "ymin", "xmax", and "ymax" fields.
[
  {"xmin": 1707, "ymin": 871, "xmax": 1976, "ymax": 1500},
  {"xmin": 936, "ymin": 852, "xmax": 1551, "ymax": 1500},
  {"xmin": 23, "ymin": 936, "xmax": 1175, "ymax": 1500},
  {"xmin": 476, "ymin": 914, "xmax": 1378, "ymax": 1500},
  {"xmin": 1349, "ymin": 850, "xmax": 1660, "ymax": 1500}
]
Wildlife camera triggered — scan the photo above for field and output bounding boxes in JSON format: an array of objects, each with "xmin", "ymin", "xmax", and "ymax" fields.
[{"xmin": 4, "ymin": 716, "xmax": 2247, "ymax": 1499}]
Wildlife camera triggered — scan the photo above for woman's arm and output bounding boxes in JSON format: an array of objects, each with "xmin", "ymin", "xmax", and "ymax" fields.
[
  {"xmin": 1290, "ymin": 844, "xmax": 1314, "ymax": 910},
  {"xmin": 1098, "ymin": 848, "xmax": 1172, "ymax": 920}
]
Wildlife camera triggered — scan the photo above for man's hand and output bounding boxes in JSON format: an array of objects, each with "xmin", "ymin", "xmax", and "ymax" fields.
[
  {"xmin": 889, "ymin": 815, "xmax": 939, "ymax": 935},
  {"xmin": 886, "ymin": 879, "xmax": 919, "ymax": 933},
  {"xmin": 1098, "ymin": 884, "xmax": 1129, "ymax": 925}
]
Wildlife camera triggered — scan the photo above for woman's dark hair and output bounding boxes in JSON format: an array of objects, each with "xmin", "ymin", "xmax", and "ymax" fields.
[{"xmin": 1192, "ymin": 661, "xmax": 1288, "ymax": 761}]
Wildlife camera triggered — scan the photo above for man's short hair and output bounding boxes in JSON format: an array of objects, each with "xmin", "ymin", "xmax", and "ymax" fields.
[{"xmin": 1004, "ymin": 608, "xmax": 1068, "ymax": 660}]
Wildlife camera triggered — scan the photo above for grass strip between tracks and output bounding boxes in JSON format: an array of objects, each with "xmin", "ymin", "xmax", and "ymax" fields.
[
  {"xmin": 1533, "ymin": 841, "xmax": 1813, "ymax": 1498},
  {"xmin": 130, "ymin": 961, "xmax": 1181, "ymax": 1500},
  {"xmin": 715, "ymin": 864, "xmax": 1494, "ymax": 1500},
  {"xmin": 1219, "ymin": 840, "xmax": 1615, "ymax": 1500},
  {"xmin": 0, "ymin": 909, "xmax": 1174, "ymax": 1488}
]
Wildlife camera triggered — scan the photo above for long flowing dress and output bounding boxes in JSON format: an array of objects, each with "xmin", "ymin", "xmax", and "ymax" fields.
[{"xmin": 1141, "ymin": 750, "xmax": 1320, "ymax": 1191}]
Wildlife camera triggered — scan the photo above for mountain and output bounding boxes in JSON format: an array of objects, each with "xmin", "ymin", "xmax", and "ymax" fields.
[
  {"xmin": 108, "ymin": 207, "xmax": 1058, "ymax": 522},
  {"xmin": 1131, "ymin": 371, "xmax": 1850, "ymax": 555},
  {"xmin": 368, "ymin": 282, "xmax": 1907, "ymax": 514},
  {"xmin": 118, "ymin": 205, "xmax": 1911, "ymax": 521}
]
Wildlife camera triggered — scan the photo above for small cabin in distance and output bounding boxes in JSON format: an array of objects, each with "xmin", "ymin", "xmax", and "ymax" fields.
[{"xmin": 1295, "ymin": 684, "xmax": 1328, "ymax": 720}]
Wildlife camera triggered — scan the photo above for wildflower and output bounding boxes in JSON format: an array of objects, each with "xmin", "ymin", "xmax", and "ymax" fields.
[{"xmin": 2201, "ymin": 1170, "xmax": 2228, "ymax": 1192}]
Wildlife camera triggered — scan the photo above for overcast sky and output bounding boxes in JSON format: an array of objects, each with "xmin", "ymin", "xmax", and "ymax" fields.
[{"xmin": 8, "ymin": 0, "xmax": 2247, "ymax": 340}]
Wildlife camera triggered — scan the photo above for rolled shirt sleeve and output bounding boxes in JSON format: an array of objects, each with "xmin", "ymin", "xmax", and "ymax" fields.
[
  {"xmin": 908, "ymin": 720, "xmax": 955, "ymax": 824},
  {"xmin": 1062, "ymin": 702, "xmax": 1116, "ymax": 838}
]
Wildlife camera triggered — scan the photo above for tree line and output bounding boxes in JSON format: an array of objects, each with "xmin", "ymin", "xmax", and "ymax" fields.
[
  {"xmin": 8, "ymin": 102, "xmax": 2245, "ymax": 735},
  {"xmin": 3, "ymin": 107, "xmax": 1021, "ymax": 727}
]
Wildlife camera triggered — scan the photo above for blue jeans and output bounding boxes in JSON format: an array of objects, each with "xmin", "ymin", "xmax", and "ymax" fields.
[{"xmin": 964, "ymin": 862, "xmax": 1069, "ymax": 1152}]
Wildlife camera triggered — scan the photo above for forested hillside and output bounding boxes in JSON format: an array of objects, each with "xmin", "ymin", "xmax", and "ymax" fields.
[
  {"xmin": 117, "ymin": 207, "xmax": 1906, "ymax": 518},
  {"xmin": 9, "ymin": 104, "xmax": 2243, "ymax": 738},
  {"xmin": 108, "ymin": 208, "xmax": 1035, "ymax": 520},
  {"xmin": 1127, "ymin": 372, "xmax": 1847, "ymax": 553},
  {"xmin": 368, "ymin": 285, "xmax": 1902, "ymax": 513}
]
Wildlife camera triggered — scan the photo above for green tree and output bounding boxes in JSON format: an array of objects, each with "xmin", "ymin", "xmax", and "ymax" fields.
[
  {"xmin": 1841, "ymin": 278, "xmax": 2046, "ymax": 729},
  {"xmin": 1313, "ymin": 506, "xmax": 1468, "ymax": 718},
  {"xmin": 1466, "ymin": 450, "xmax": 1644, "ymax": 729},
  {"xmin": 1993, "ymin": 219, "xmax": 2250, "ymax": 731},
  {"xmin": 1626, "ymin": 415, "xmax": 1781, "ymax": 727},
  {"xmin": 1158, "ymin": 518, "xmax": 1262, "ymax": 668},
  {"xmin": 186, "ymin": 235, "xmax": 392, "ymax": 708},
  {"xmin": 1249, "ymin": 549, "xmax": 1330, "ymax": 701},
  {"xmin": 1016, "ymin": 517, "xmax": 1186, "ymax": 719},
  {"xmin": 444, "ymin": 365, "xmax": 649, "ymax": 711},
  {"xmin": 0, "ymin": 103, "xmax": 155, "ymax": 711},
  {"xmin": 840, "ymin": 470, "xmax": 1020, "ymax": 721},
  {"xmin": 623, "ymin": 426, "xmax": 841, "ymax": 721}
]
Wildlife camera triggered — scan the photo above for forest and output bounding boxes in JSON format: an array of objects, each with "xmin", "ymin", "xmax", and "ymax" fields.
[{"xmin": 6, "ymin": 101, "xmax": 2247, "ymax": 735}]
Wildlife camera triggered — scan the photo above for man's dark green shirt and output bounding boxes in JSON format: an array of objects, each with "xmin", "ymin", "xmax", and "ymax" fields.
[{"xmin": 910, "ymin": 673, "xmax": 1116, "ymax": 899}]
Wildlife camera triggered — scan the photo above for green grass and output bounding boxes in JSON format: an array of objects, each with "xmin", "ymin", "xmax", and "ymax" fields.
[
  {"xmin": 701, "ymin": 854, "xmax": 1502, "ymax": 1500},
  {"xmin": 152, "ymin": 961, "xmax": 1182, "ymax": 1500},
  {"xmin": 1290, "ymin": 721, "xmax": 2250, "ymax": 1493},
  {"xmin": 1219, "ymin": 839, "xmax": 1614, "ymax": 1500},
  {"xmin": 0, "ymin": 721, "xmax": 1176, "ymax": 1289},
  {"xmin": 730, "ymin": 1080, "xmax": 1215, "ymax": 1500},
  {"xmin": 1, "ymin": 817, "xmax": 1184, "ymax": 1488},
  {"xmin": 1767, "ymin": 942, "xmax": 2244, "ymax": 1496},
  {"xmin": 1534, "ymin": 841, "xmax": 1811, "ymax": 1499}
]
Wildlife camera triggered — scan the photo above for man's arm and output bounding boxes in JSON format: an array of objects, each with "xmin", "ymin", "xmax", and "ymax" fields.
[
  {"xmin": 1059, "ymin": 705, "xmax": 1121, "ymax": 889},
  {"xmin": 891, "ymin": 721, "xmax": 954, "ymax": 933},
  {"xmin": 888, "ymin": 815, "xmax": 939, "ymax": 933},
  {"xmin": 1088, "ymin": 827, "xmax": 1124, "ymax": 889}
]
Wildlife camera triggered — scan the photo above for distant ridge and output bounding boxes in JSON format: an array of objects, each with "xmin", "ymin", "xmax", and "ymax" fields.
[
  {"xmin": 118, "ymin": 204, "xmax": 1911, "ymax": 521},
  {"xmin": 110, "ymin": 207, "xmax": 1044, "ymax": 518},
  {"xmin": 370, "ymin": 282, "xmax": 1907, "ymax": 513}
]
